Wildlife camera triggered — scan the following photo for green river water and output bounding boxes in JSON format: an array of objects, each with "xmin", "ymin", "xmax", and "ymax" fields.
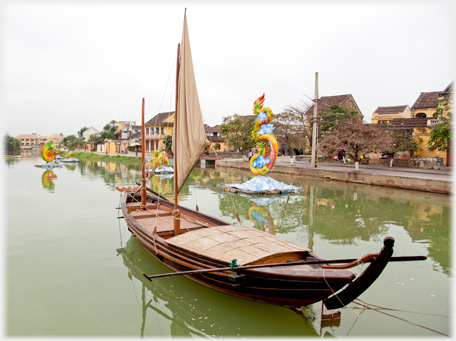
[{"xmin": 4, "ymin": 156, "xmax": 451, "ymax": 337}]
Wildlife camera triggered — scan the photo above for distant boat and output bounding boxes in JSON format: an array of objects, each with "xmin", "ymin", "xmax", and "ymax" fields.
[{"xmin": 116, "ymin": 10, "xmax": 421, "ymax": 312}]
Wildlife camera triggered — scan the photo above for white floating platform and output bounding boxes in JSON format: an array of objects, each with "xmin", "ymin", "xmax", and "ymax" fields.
[{"xmin": 222, "ymin": 175, "xmax": 300, "ymax": 195}]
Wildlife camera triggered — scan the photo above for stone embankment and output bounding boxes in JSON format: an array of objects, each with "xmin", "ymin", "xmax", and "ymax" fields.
[{"xmin": 216, "ymin": 156, "xmax": 452, "ymax": 195}]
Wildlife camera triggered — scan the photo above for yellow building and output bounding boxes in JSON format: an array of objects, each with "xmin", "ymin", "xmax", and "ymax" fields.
[
  {"xmin": 144, "ymin": 112, "xmax": 174, "ymax": 152},
  {"xmin": 205, "ymin": 125, "xmax": 227, "ymax": 152},
  {"xmin": 389, "ymin": 82, "xmax": 453, "ymax": 164},
  {"xmin": 371, "ymin": 105, "xmax": 412, "ymax": 124},
  {"xmin": 15, "ymin": 134, "xmax": 48, "ymax": 148},
  {"xmin": 47, "ymin": 133, "xmax": 65, "ymax": 146}
]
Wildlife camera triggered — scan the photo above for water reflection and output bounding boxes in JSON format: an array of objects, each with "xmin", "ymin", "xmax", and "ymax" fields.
[
  {"xmin": 63, "ymin": 164, "xmax": 77, "ymax": 171},
  {"xmin": 77, "ymin": 160, "xmax": 451, "ymax": 276},
  {"xmin": 248, "ymin": 202, "xmax": 275, "ymax": 234},
  {"xmin": 41, "ymin": 169, "xmax": 58, "ymax": 192},
  {"xmin": 118, "ymin": 236, "xmax": 321, "ymax": 337}
]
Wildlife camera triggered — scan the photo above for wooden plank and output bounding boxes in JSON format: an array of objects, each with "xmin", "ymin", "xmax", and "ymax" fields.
[
  {"xmin": 167, "ymin": 225, "xmax": 310, "ymax": 265},
  {"xmin": 127, "ymin": 203, "xmax": 161, "ymax": 213}
]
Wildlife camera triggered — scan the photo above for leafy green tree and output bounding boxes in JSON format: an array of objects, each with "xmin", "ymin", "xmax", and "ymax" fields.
[
  {"xmin": 427, "ymin": 96, "xmax": 452, "ymax": 152},
  {"xmin": 318, "ymin": 104, "xmax": 362, "ymax": 133},
  {"xmin": 3, "ymin": 133, "xmax": 21, "ymax": 152},
  {"xmin": 101, "ymin": 120, "xmax": 118, "ymax": 140},
  {"xmin": 390, "ymin": 129, "xmax": 421, "ymax": 156},
  {"xmin": 78, "ymin": 127, "xmax": 89, "ymax": 137},
  {"xmin": 163, "ymin": 135, "xmax": 172, "ymax": 152},
  {"xmin": 221, "ymin": 114, "xmax": 256, "ymax": 155},
  {"xmin": 63, "ymin": 135, "xmax": 77, "ymax": 147}
]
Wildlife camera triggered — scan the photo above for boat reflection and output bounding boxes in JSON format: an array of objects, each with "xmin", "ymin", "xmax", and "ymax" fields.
[{"xmin": 117, "ymin": 236, "xmax": 323, "ymax": 337}]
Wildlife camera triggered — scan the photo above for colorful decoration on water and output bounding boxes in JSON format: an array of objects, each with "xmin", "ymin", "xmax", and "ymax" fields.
[
  {"xmin": 223, "ymin": 94, "xmax": 301, "ymax": 194},
  {"xmin": 152, "ymin": 151, "xmax": 170, "ymax": 168},
  {"xmin": 63, "ymin": 153, "xmax": 79, "ymax": 163},
  {"xmin": 41, "ymin": 140, "xmax": 60, "ymax": 163},
  {"xmin": 151, "ymin": 150, "xmax": 174, "ymax": 173},
  {"xmin": 249, "ymin": 94, "xmax": 278, "ymax": 176}
]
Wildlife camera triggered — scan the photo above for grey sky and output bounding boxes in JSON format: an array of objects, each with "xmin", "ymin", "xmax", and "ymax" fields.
[{"xmin": 2, "ymin": 1, "xmax": 454, "ymax": 138}]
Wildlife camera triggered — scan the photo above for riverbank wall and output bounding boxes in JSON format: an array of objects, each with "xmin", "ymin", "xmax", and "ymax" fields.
[{"xmin": 216, "ymin": 159, "xmax": 452, "ymax": 195}]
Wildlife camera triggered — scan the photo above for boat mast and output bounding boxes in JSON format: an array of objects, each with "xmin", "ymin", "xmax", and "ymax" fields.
[
  {"xmin": 141, "ymin": 98, "xmax": 147, "ymax": 209},
  {"xmin": 173, "ymin": 43, "xmax": 181, "ymax": 236}
]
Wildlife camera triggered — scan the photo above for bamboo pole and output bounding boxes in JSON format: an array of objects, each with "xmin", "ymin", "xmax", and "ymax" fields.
[
  {"xmin": 143, "ymin": 255, "xmax": 427, "ymax": 280},
  {"xmin": 173, "ymin": 43, "xmax": 181, "ymax": 236}
]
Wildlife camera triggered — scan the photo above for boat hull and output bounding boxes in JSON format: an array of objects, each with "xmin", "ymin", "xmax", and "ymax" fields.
[{"xmin": 120, "ymin": 192, "xmax": 357, "ymax": 308}]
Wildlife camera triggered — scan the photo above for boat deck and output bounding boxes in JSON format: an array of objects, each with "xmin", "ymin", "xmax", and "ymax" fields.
[
  {"xmin": 127, "ymin": 202, "xmax": 219, "ymax": 236},
  {"xmin": 167, "ymin": 224, "xmax": 311, "ymax": 266},
  {"xmin": 127, "ymin": 201, "xmax": 314, "ymax": 269}
]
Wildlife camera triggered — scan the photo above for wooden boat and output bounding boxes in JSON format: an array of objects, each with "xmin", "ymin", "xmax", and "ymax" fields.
[
  {"xmin": 117, "ymin": 10, "xmax": 417, "ymax": 311},
  {"xmin": 117, "ymin": 236, "xmax": 321, "ymax": 337}
]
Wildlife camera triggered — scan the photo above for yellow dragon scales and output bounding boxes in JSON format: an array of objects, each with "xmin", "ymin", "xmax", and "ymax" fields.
[
  {"xmin": 41, "ymin": 140, "xmax": 60, "ymax": 163},
  {"xmin": 151, "ymin": 150, "xmax": 170, "ymax": 169},
  {"xmin": 249, "ymin": 94, "xmax": 278, "ymax": 176}
]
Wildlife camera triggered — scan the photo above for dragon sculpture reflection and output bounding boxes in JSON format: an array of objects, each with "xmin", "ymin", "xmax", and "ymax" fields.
[{"xmin": 249, "ymin": 94, "xmax": 278, "ymax": 176}]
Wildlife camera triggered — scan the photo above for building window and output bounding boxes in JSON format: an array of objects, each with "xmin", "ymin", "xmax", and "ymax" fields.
[
  {"xmin": 161, "ymin": 127, "xmax": 164, "ymax": 134},
  {"xmin": 416, "ymin": 113, "xmax": 426, "ymax": 118},
  {"xmin": 155, "ymin": 127, "xmax": 159, "ymax": 135},
  {"xmin": 146, "ymin": 128, "xmax": 150, "ymax": 135}
]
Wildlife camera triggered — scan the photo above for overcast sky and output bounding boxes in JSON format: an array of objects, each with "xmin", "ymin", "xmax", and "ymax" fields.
[{"xmin": 2, "ymin": 0, "xmax": 454, "ymax": 138}]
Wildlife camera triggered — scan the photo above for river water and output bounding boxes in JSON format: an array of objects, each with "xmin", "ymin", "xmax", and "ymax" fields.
[{"xmin": 4, "ymin": 156, "xmax": 451, "ymax": 337}]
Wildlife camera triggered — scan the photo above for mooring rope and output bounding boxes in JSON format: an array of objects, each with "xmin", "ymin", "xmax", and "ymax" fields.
[{"xmin": 352, "ymin": 300, "xmax": 449, "ymax": 337}]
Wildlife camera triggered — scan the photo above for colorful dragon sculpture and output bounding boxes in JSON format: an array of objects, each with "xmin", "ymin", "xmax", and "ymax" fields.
[
  {"xmin": 41, "ymin": 140, "xmax": 60, "ymax": 163},
  {"xmin": 151, "ymin": 150, "xmax": 170, "ymax": 169},
  {"xmin": 249, "ymin": 94, "xmax": 278, "ymax": 176}
]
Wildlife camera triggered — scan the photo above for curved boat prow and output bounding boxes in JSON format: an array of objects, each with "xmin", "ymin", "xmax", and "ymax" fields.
[{"xmin": 323, "ymin": 237, "xmax": 394, "ymax": 310}]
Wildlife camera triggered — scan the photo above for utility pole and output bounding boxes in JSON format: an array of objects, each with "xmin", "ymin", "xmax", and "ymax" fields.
[{"xmin": 310, "ymin": 72, "xmax": 319, "ymax": 168}]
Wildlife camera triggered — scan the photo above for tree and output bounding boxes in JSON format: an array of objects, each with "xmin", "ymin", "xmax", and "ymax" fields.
[
  {"xmin": 284, "ymin": 101, "xmax": 361, "ymax": 151},
  {"xmin": 318, "ymin": 104, "xmax": 362, "ymax": 133},
  {"xmin": 390, "ymin": 129, "xmax": 421, "ymax": 157},
  {"xmin": 63, "ymin": 135, "xmax": 78, "ymax": 147},
  {"xmin": 274, "ymin": 111, "xmax": 307, "ymax": 155},
  {"xmin": 163, "ymin": 135, "xmax": 172, "ymax": 152},
  {"xmin": 220, "ymin": 114, "xmax": 256, "ymax": 154},
  {"xmin": 87, "ymin": 134, "xmax": 103, "ymax": 151},
  {"xmin": 320, "ymin": 118, "xmax": 393, "ymax": 162},
  {"xmin": 427, "ymin": 96, "xmax": 452, "ymax": 152},
  {"xmin": 3, "ymin": 133, "xmax": 20, "ymax": 152},
  {"xmin": 100, "ymin": 120, "xmax": 118, "ymax": 140},
  {"xmin": 78, "ymin": 127, "xmax": 89, "ymax": 138},
  {"xmin": 284, "ymin": 100, "xmax": 314, "ymax": 149}
]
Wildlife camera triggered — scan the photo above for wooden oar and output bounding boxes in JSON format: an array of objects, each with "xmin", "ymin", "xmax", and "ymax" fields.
[{"xmin": 143, "ymin": 255, "xmax": 426, "ymax": 281}]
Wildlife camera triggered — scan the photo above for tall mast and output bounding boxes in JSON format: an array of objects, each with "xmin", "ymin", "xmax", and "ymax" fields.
[
  {"xmin": 141, "ymin": 98, "xmax": 147, "ymax": 208},
  {"xmin": 310, "ymin": 72, "xmax": 319, "ymax": 168},
  {"xmin": 173, "ymin": 43, "xmax": 181, "ymax": 236}
]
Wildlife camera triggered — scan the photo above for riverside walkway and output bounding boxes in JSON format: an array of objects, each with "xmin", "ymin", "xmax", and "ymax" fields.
[{"xmin": 216, "ymin": 156, "xmax": 452, "ymax": 195}]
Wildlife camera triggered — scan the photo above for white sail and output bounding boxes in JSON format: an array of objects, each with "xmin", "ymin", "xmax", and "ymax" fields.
[{"xmin": 172, "ymin": 12, "xmax": 207, "ymax": 193}]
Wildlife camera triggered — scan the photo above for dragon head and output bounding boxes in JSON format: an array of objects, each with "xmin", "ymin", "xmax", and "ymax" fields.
[{"xmin": 253, "ymin": 93, "xmax": 265, "ymax": 116}]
